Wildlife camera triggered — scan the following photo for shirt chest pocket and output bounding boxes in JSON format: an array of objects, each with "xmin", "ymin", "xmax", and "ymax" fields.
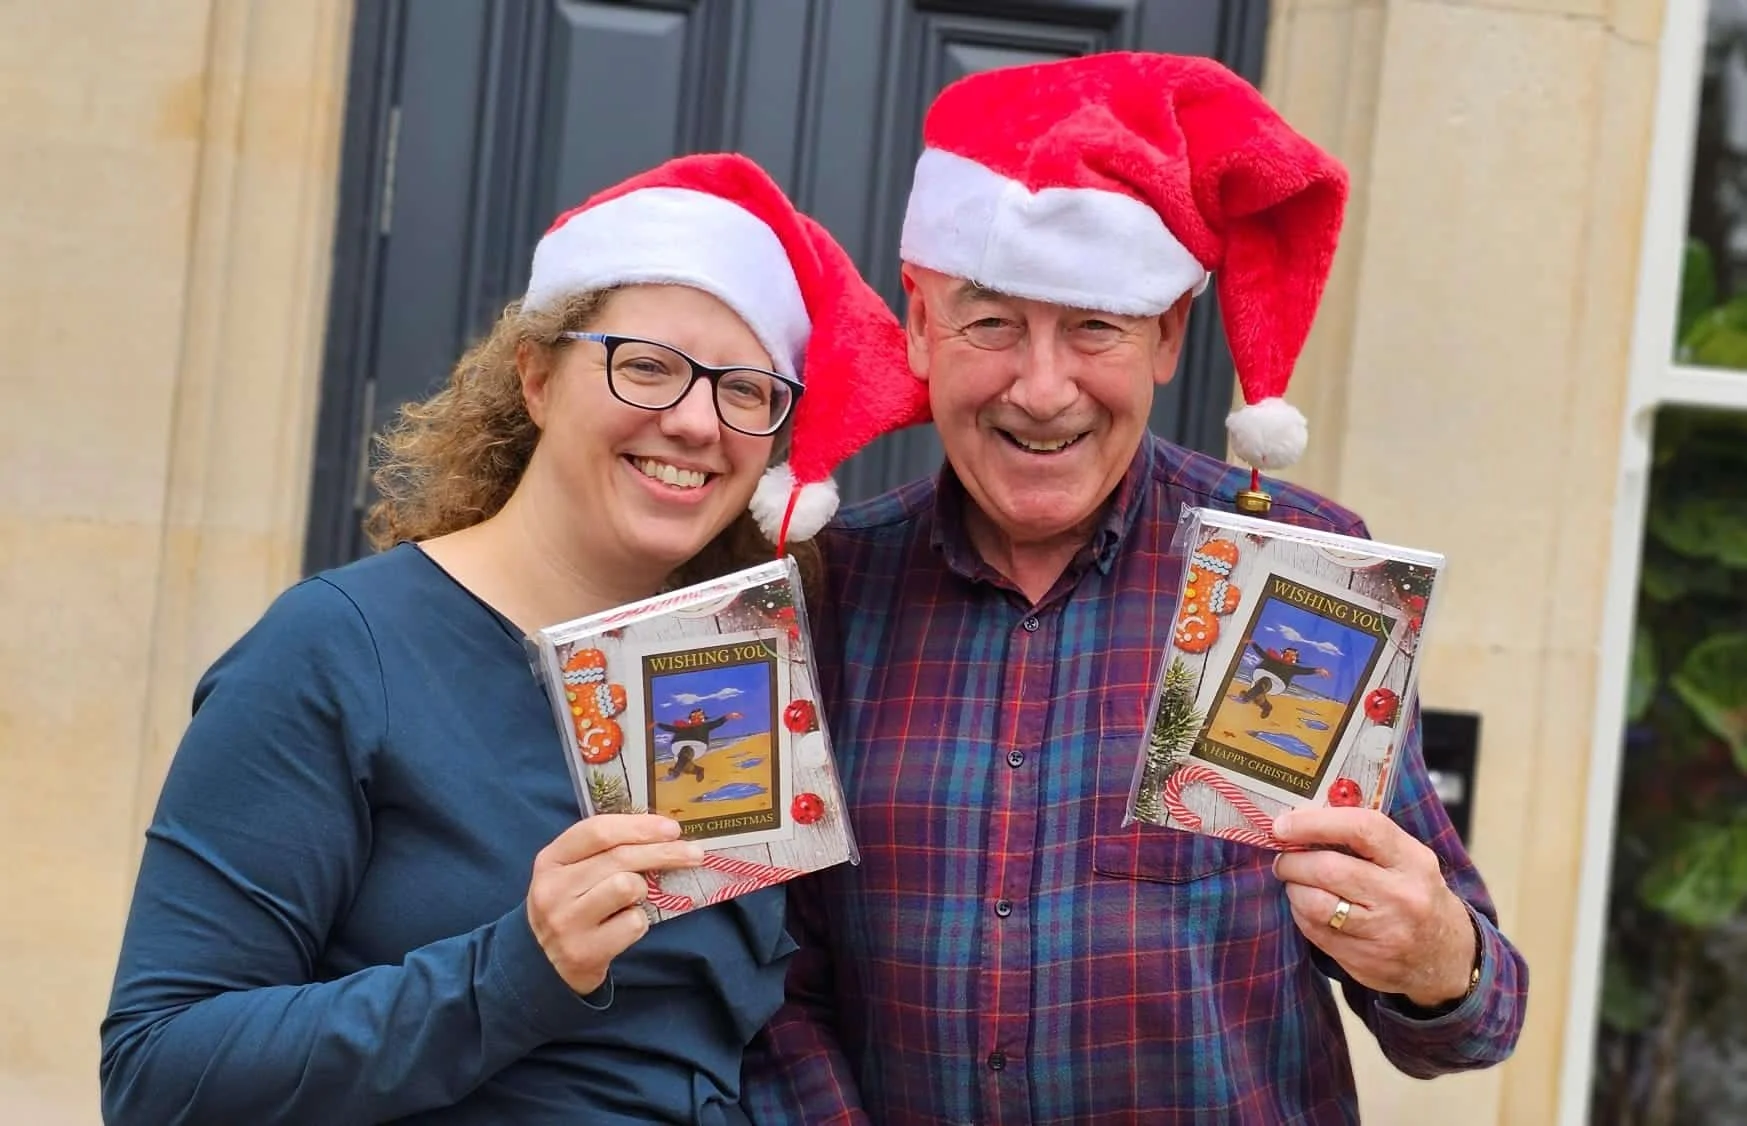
[{"xmin": 1089, "ymin": 733, "xmax": 1252, "ymax": 884}]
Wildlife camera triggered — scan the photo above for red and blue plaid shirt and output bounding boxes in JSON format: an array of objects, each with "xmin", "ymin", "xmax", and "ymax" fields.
[{"xmin": 744, "ymin": 434, "xmax": 1527, "ymax": 1124}]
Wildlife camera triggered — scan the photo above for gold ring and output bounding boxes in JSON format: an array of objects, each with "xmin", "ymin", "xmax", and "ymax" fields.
[{"xmin": 1329, "ymin": 898, "xmax": 1352, "ymax": 931}]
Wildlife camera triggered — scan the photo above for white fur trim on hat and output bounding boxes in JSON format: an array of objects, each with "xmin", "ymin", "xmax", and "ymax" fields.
[
  {"xmin": 524, "ymin": 187, "xmax": 812, "ymax": 379},
  {"xmin": 1226, "ymin": 396, "xmax": 1307, "ymax": 470},
  {"xmin": 751, "ymin": 463, "xmax": 839, "ymax": 544},
  {"xmin": 898, "ymin": 147, "xmax": 1209, "ymax": 315}
]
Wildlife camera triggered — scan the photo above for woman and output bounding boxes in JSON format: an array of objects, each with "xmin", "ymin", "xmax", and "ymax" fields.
[{"xmin": 99, "ymin": 154, "xmax": 920, "ymax": 1125}]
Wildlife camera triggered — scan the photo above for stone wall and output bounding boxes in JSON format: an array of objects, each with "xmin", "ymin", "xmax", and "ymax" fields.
[
  {"xmin": 1262, "ymin": 1, "xmax": 1663, "ymax": 1122},
  {"xmin": 0, "ymin": 1, "xmax": 353, "ymax": 1120}
]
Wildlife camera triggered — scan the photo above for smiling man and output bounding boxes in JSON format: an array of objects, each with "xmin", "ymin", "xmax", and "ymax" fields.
[{"xmin": 744, "ymin": 52, "xmax": 1527, "ymax": 1125}]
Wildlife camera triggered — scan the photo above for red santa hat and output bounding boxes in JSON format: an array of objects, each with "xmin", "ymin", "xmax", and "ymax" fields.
[
  {"xmin": 524, "ymin": 153, "xmax": 929, "ymax": 547},
  {"xmin": 898, "ymin": 51, "xmax": 1348, "ymax": 471}
]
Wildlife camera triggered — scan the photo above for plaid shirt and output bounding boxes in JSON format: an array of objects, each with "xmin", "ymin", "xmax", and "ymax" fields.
[{"xmin": 744, "ymin": 434, "xmax": 1527, "ymax": 1125}]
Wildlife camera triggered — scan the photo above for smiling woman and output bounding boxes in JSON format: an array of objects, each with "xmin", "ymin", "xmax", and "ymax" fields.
[
  {"xmin": 366, "ymin": 282, "xmax": 810, "ymax": 596},
  {"xmin": 97, "ymin": 153, "xmax": 926, "ymax": 1126}
]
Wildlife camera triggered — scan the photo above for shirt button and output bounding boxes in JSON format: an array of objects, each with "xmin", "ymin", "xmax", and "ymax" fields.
[
  {"xmin": 987, "ymin": 1050, "xmax": 1007, "ymax": 1072},
  {"xmin": 1021, "ymin": 616, "xmax": 1040, "ymax": 632},
  {"xmin": 1007, "ymin": 749, "xmax": 1024, "ymax": 768},
  {"xmin": 995, "ymin": 899, "xmax": 1012, "ymax": 917}
]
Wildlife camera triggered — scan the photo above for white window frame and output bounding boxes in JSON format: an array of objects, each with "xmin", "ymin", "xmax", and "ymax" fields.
[{"xmin": 1560, "ymin": 1, "xmax": 1747, "ymax": 1121}]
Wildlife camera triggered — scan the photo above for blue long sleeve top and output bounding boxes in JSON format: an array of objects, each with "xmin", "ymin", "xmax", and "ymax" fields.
[{"xmin": 100, "ymin": 544, "xmax": 796, "ymax": 1125}]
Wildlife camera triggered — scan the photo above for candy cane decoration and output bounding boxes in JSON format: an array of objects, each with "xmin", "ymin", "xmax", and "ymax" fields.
[
  {"xmin": 1160, "ymin": 761, "xmax": 1281, "ymax": 850},
  {"xmin": 643, "ymin": 853, "xmax": 807, "ymax": 914},
  {"xmin": 643, "ymin": 874, "xmax": 694, "ymax": 913},
  {"xmin": 700, "ymin": 853, "xmax": 807, "ymax": 903}
]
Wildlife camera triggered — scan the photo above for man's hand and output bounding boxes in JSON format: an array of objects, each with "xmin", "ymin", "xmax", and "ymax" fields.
[{"xmin": 1271, "ymin": 807, "xmax": 1476, "ymax": 1008}]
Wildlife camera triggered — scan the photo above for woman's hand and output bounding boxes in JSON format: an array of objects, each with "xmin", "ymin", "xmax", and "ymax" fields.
[{"xmin": 527, "ymin": 814, "xmax": 704, "ymax": 995}]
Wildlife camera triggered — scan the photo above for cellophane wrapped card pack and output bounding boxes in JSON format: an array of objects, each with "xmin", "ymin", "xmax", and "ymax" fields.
[
  {"xmin": 527, "ymin": 557, "xmax": 857, "ymax": 922},
  {"xmin": 1125, "ymin": 506, "xmax": 1445, "ymax": 850}
]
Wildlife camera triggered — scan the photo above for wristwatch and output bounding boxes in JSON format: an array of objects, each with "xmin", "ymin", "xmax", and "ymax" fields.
[{"xmin": 1460, "ymin": 907, "xmax": 1486, "ymax": 995}]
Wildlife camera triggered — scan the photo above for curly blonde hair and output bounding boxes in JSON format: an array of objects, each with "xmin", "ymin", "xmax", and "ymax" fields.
[{"xmin": 362, "ymin": 289, "xmax": 824, "ymax": 599}]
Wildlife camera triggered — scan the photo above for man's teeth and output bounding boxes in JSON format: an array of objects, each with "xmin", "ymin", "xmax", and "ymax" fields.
[
  {"xmin": 1014, "ymin": 434, "xmax": 1077, "ymax": 452},
  {"xmin": 632, "ymin": 458, "xmax": 708, "ymax": 489}
]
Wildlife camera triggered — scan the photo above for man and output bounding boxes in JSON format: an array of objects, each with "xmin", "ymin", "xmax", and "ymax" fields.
[
  {"xmin": 656, "ymin": 707, "xmax": 742, "ymax": 782},
  {"xmin": 1240, "ymin": 644, "xmax": 1330, "ymax": 719},
  {"xmin": 745, "ymin": 52, "xmax": 1526, "ymax": 1124}
]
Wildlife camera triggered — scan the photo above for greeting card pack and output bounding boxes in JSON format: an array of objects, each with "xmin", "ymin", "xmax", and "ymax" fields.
[
  {"xmin": 527, "ymin": 557, "xmax": 856, "ymax": 922},
  {"xmin": 1125, "ymin": 506, "xmax": 1445, "ymax": 850}
]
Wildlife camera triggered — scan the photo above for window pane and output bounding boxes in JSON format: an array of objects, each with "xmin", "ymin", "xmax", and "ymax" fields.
[
  {"xmin": 1590, "ymin": 405, "xmax": 1747, "ymax": 1125},
  {"xmin": 1678, "ymin": 3, "xmax": 1747, "ymax": 369}
]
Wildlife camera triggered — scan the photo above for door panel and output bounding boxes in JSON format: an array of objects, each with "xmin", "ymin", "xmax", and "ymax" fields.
[
  {"xmin": 306, "ymin": 0, "xmax": 1270, "ymax": 572},
  {"xmin": 544, "ymin": 5, "xmax": 696, "ymax": 198}
]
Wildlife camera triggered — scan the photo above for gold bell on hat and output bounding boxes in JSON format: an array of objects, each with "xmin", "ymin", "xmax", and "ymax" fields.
[{"xmin": 1234, "ymin": 468, "xmax": 1272, "ymax": 516}]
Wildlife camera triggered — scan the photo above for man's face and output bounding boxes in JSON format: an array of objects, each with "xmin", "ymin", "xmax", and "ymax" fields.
[{"xmin": 901, "ymin": 265, "xmax": 1191, "ymax": 550}]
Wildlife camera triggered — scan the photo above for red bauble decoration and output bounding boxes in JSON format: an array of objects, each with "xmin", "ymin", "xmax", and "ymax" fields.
[
  {"xmin": 1328, "ymin": 778, "xmax": 1363, "ymax": 807},
  {"xmin": 1363, "ymin": 687, "xmax": 1400, "ymax": 725},
  {"xmin": 791, "ymin": 792, "xmax": 826, "ymax": 825},
  {"xmin": 783, "ymin": 698, "xmax": 817, "ymax": 733}
]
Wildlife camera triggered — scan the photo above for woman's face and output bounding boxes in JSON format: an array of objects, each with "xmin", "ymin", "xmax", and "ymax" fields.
[{"xmin": 521, "ymin": 284, "xmax": 779, "ymax": 577}]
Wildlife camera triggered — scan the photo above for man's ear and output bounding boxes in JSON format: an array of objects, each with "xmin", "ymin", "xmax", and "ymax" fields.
[
  {"xmin": 899, "ymin": 263, "xmax": 931, "ymax": 382},
  {"xmin": 1151, "ymin": 291, "xmax": 1195, "ymax": 387},
  {"xmin": 517, "ymin": 340, "xmax": 554, "ymax": 429}
]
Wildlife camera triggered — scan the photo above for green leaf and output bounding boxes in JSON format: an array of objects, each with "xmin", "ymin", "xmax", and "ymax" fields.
[
  {"xmin": 1678, "ymin": 294, "xmax": 1747, "ymax": 369},
  {"xmin": 1626, "ymin": 625, "xmax": 1657, "ymax": 722},
  {"xmin": 1638, "ymin": 819, "xmax": 1747, "ymax": 928},
  {"xmin": 1677, "ymin": 239, "xmax": 1718, "ymax": 345},
  {"xmin": 1671, "ymin": 633, "xmax": 1747, "ymax": 772},
  {"xmin": 1639, "ymin": 552, "xmax": 1734, "ymax": 601},
  {"xmin": 1647, "ymin": 497, "xmax": 1747, "ymax": 567},
  {"xmin": 1599, "ymin": 952, "xmax": 1655, "ymax": 1033}
]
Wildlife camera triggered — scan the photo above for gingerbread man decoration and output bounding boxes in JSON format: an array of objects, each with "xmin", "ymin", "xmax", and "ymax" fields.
[
  {"xmin": 561, "ymin": 648, "xmax": 628, "ymax": 764},
  {"xmin": 1173, "ymin": 539, "xmax": 1243, "ymax": 654}
]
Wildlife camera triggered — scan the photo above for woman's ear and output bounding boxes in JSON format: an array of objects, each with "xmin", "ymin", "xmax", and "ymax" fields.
[{"xmin": 517, "ymin": 340, "xmax": 553, "ymax": 430}]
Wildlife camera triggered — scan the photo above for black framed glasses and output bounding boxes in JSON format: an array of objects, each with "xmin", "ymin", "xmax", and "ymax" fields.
[{"xmin": 559, "ymin": 331, "xmax": 802, "ymax": 437}]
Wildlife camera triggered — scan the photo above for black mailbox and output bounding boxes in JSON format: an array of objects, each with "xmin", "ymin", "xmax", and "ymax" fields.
[{"xmin": 1418, "ymin": 709, "xmax": 1481, "ymax": 846}]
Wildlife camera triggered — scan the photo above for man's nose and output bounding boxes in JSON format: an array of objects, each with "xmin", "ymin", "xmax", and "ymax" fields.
[{"xmin": 1005, "ymin": 337, "xmax": 1078, "ymax": 418}]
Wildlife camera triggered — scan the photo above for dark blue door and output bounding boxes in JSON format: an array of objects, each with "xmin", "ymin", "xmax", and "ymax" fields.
[{"xmin": 305, "ymin": 0, "xmax": 1271, "ymax": 572}]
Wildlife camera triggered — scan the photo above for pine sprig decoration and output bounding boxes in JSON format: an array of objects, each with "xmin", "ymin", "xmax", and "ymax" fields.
[
  {"xmin": 1134, "ymin": 658, "xmax": 1204, "ymax": 824},
  {"xmin": 587, "ymin": 770, "xmax": 634, "ymax": 814}
]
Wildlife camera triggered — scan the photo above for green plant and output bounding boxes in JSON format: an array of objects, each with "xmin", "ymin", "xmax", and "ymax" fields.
[
  {"xmin": 587, "ymin": 770, "xmax": 641, "ymax": 815},
  {"xmin": 1593, "ymin": 392, "xmax": 1747, "ymax": 1124},
  {"xmin": 1133, "ymin": 658, "xmax": 1204, "ymax": 824}
]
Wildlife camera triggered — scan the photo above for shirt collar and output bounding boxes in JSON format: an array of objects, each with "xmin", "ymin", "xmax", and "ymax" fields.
[{"xmin": 927, "ymin": 434, "xmax": 1156, "ymax": 585}]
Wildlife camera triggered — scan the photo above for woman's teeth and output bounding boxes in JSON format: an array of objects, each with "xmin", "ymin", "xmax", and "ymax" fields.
[{"xmin": 632, "ymin": 458, "xmax": 708, "ymax": 489}]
